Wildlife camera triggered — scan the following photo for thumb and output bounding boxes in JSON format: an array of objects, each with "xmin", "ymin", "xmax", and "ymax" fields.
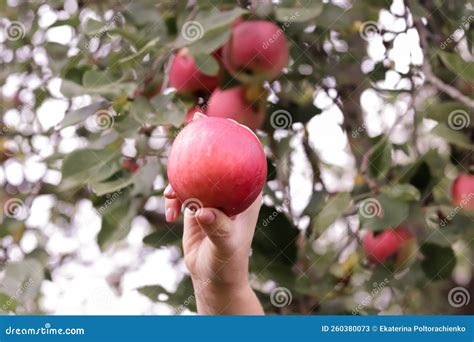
[{"xmin": 191, "ymin": 207, "xmax": 234, "ymax": 248}]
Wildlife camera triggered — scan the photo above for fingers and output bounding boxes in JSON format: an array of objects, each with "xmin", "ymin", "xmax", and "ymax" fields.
[
  {"xmin": 190, "ymin": 207, "xmax": 234, "ymax": 248},
  {"xmin": 244, "ymin": 193, "xmax": 263, "ymax": 220},
  {"xmin": 165, "ymin": 198, "xmax": 180, "ymax": 222},
  {"xmin": 164, "ymin": 184, "xmax": 180, "ymax": 222},
  {"xmin": 164, "ymin": 184, "xmax": 177, "ymax": 199}
]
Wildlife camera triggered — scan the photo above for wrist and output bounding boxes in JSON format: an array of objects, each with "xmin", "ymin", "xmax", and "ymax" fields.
[{"xmin": 192, "ymin": 278, "xmax": 263, "ymax": 315}]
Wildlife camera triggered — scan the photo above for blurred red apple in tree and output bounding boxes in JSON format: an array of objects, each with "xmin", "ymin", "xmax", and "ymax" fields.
[
  {"xmin": 169, "ymin": 49, "xmax": 219, "ymax": 94},
  {"xmin": 206, "ymin": 86, "xmax": 266, "ymax": 131},
  {"xmin": 451, "ymin": 174, "xmax": 474, "ymax": 211},
  {"xmin": 222, "ymin": 20, "xmax": 289, "ymax": 82}
]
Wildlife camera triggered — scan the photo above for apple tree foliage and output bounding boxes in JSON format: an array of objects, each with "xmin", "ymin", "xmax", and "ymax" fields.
[{"xmin": 0, "ymin": 0, "xmax": 473, "ymax": 314}]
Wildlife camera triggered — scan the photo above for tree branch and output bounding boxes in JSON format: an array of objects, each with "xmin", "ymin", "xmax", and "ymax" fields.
[{"xmin": 423, "ymin": 64, "xmax": 474, "ymax": 110}]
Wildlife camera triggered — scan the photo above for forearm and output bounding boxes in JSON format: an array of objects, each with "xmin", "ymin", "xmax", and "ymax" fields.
[{"xmin": 194, "ymin": 281, "xmax": 264, "ymax": 315}]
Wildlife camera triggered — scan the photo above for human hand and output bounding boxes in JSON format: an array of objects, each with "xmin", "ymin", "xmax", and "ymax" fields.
[{"xmin": 164, "ymin": 185, "xmax": 264, "ymax": 314}]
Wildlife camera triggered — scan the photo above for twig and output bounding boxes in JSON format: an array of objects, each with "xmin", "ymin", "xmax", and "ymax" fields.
[
  {"xmin": 423, "ymin": 64, "xmax": 474, "ymax": 110},
  {"xmin": 413, "ymin": 17, "xmax": 474, "ymax": 110},
  {"xmin": 302, "ymin": 126, "xmax": 326, "ymax": 192}
]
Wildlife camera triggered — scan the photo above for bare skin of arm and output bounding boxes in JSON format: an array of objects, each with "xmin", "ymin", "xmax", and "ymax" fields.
[{"xmin": 164, "ymin": 186, "xmax": 264, "ymax": 315}]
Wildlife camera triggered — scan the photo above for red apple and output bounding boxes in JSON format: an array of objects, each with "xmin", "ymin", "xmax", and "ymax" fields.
[
  {"xmin": 167, "ymin": 116, "xmax": 267, "ymax": 216},
  {"xmin": 363, "ymin": 227, "xmax": 414, "ymax": 263},
  {"xmin": 169, "ymin": 49, "xmax": 219, "ymax": 94},
  {"xmin": 222, "ymin": 20, "xmax": 289, "ymax": 82},
  {"xmin": 206, "ymin": 86, "xmax": 266, "ymax": 131},
  {"xmin": 122, "ymin": 159, "xmax": 139, "ymax": 174},
  {"xmin": 452, "ymin": 175, "xmax": 474, "ymax": 211}
]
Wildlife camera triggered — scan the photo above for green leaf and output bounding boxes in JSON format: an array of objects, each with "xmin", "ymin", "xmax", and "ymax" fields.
[
  {"xmin": 132, "ymin": 95, "xmax": 186, "ymax": 127},
  {"xmin": 131, "ymin": 96, "xmax": 155, "ymax": 124},
  {"xmin": 97, "ymin": 196, "xmax": 140, "ymax": 250},
  {"xmin": 0, "ymin": 292, "xmax": 17, "ymax": 312},
  {"xmin": 193, "ymin": 53, "xmax": 219, "ymax": 76},
  {"xmin": 118, "ymin": 37, "xmax": 160, "ymax": 66},
  {"xmin": 424, "ymin": 101, "xmax": 471, "ymax": 127},
  {"xmin": 438, "ymin": 51, "xmax": 474, "ymax": 81},
  {"xmin": 188, "ymin": 27, "xmax": 231, "ymax": 55},
  {"xmin": 84, "ymin": 18, "xmax": 108, "ymax": 35},
  {"xmin": 316, "ymin": 3, "xmax": 350, "ymax": 30},
  {"xmin": 359, "ymin": 194, "xmax": 410, "ymax": 231},
  {"xmin": 1, "ymin": 259, "xmax": 44, "ymax": 304},
  {"xmin": 82, "ymin": 69, "xmax": 124, "ymax": 89},
  {"xmin": 368, "ymin": 138, "xmax": 392, "ymax": 179},
  {"xmin": 143, "ymin": 229, "xmax": 182, "ymax": 248},
  {"xmin": 44, "ymin": 42, "xmax": 69, "ymax": 60},
  {"xmin": 137, "ymin": 285, "xmax": 169, "ymax": 302},
  {"xmin": 275, "ymin": 1, "xmax": 323, "ymax": 22},
  {"xmin": 60, "ymin": 79, "xmax": 87, "ymax": 97},
  {"xmin": 175, "ymin": 8, "xmax": 245, "ymax": 51},
  {"xmin": 59, "ymin": 101, "xmax": 110, "ymax": 129},
  {"xmin": 311, "ymin": 192, "xmax": 351, "ymax": 238},
  {"xmin": 431, "ymin": 123, "xmax": 473, "ymax": 149},
  {"xmin": 254, "ymin": 205, "xmax": 299, "ymax": 266},
  {"xmin": 130, "ymin": 159, "xmax": 160, "ymax": 197},
  {"xmin": 92, "ymin": 175, "xmax": 132, "ymax": 197},
  {"xmin": 421, "ymin": 243, "xmax": 456, "ymax": 280},
  {"xmin": 138, "ymin": 276, "xmax": 197, "ymax": 312},
  {"xmin": 381, "ymin": 184, "xmax": 421, "ymax": 201},
  {"xmin": 198, "ymin": 7, "xmax": 247, "ymax": 33},
  {"xmin": 61, "ymin": 147, "xmax": 122, "ymax": 190}
]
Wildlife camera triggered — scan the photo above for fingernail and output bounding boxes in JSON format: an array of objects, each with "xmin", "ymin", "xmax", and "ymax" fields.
[
  {"xmin": 197, "ymin": 210, "xmax": 215, "ymax": 225},
  {"xmin": 166, "ymin": 207, "xmax": 175, "ymax": 222}
]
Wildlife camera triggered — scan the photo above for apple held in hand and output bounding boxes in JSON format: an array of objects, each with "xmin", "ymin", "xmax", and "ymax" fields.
[
  {"xmin": 169, "ymin": 49, "xmax": 219, "ymax": 94},
  {"xmin": 363, "ymin": 227, "xmax": 414, "ymax": 264},
  {"xmin": 222, "ymin": 20, "xmax": 289, "ymax": 82},
  {"xmin": 167, "ymin": 116, "xmax": 267, "ymax": 216},
  {"xmin": 451, "ymin": 174, "xmax": 474, "ymax": 211},
  {"xmin": 206, "ymin": 86, "xmax": 266, "ymax": 131}
]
